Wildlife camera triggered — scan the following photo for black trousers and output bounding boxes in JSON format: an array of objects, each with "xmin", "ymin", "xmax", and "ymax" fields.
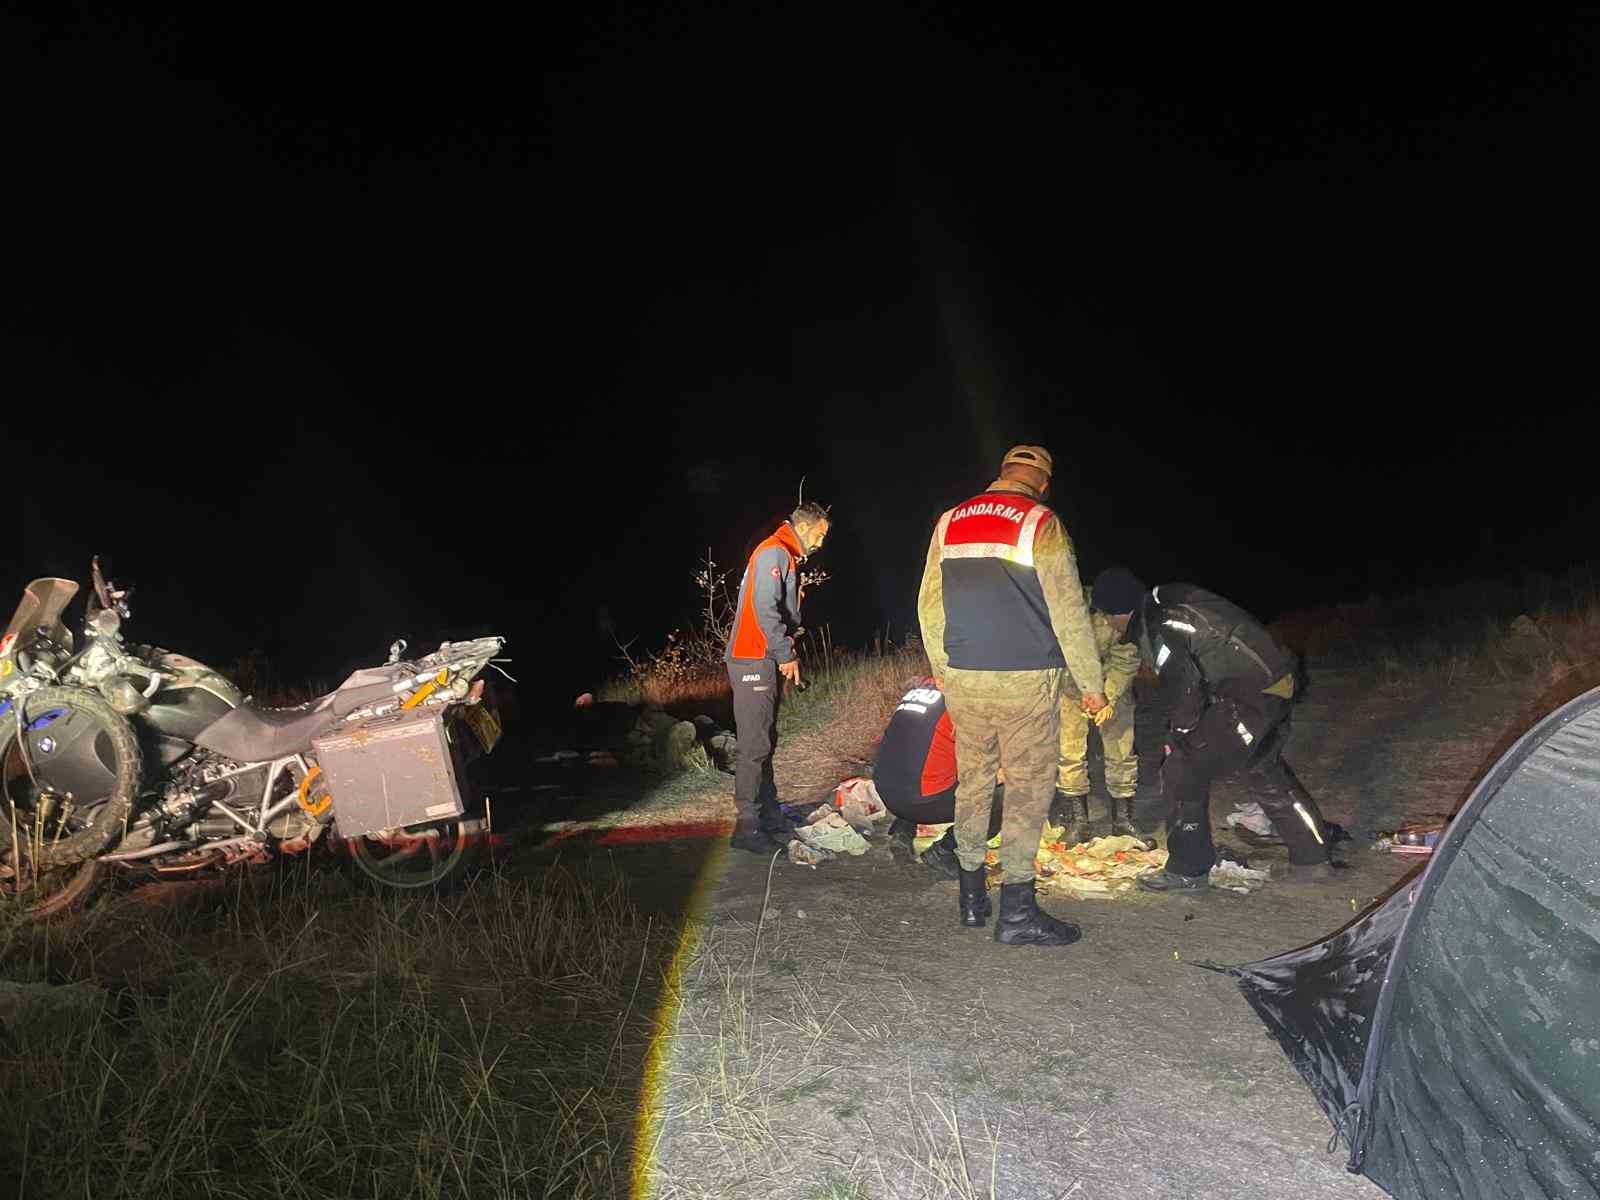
[
  {"xmin": 1163, "ymin": 681, "xmax": 1332, "ymax": 877},
  {"xmin": 728, "ymin": 660, "xmax": 786, "ymax": 835},
  {"xmin": 880, "ymin": 782, "xmax": 1004, "ymax": 839}
]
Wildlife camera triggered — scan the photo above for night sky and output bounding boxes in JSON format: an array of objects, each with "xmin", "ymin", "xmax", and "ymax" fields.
[{"xmin": 9, "ymin": 7, "xmax": 1599, "ymax": 702}]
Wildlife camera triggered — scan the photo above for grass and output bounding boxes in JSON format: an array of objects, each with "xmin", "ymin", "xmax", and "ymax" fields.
[
  {"xmin": 1273, "ymin": 566, "xmax": 1600, "ymax": 691},
  {"xmin": 807, "ymin": 1173, "xmax": 872, "ymax": 1199},
  {"xmin": 0, "ymin": 860, "xmax": 669, "ymax": 1200}
]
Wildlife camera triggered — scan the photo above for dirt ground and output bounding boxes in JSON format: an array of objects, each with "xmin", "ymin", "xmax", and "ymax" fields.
[{"xmin": 501, "ymin": 660, "xmax": 1576, "ymax": 1199}]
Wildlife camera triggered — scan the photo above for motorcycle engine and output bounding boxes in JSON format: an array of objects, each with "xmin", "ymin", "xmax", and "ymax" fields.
[
  {"xmin": 160, "ymin": 755, "xmax": 320, "ymax": 843},
  {"xmin": 266, "ymin": 799, "xmax": 319, "ymax": 842}
]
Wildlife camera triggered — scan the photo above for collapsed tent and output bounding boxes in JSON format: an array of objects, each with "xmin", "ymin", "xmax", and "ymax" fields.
[{"xmin": 1228, "ymin": 685, "xmax": 1600, "ymax": 1198}]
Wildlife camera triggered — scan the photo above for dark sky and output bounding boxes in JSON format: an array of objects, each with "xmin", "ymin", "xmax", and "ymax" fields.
[{"xmin": 8, "ymin": 6, "xmax": 1599, "ymax": 696}]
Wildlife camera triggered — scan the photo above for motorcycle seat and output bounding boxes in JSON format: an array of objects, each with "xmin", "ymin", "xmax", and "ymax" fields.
[{"xmin": 194, "ymin": 698, "xmax": 341, "ymax": 762}]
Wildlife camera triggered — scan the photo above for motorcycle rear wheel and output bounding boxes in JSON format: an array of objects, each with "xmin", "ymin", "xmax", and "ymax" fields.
[
  {"xmin": 0, "ymin": 686, "xmax": 143, "ymax": 868},
  {"xmin": 344, "ymin": 816, "xmax": 485, "ymax": 892}
]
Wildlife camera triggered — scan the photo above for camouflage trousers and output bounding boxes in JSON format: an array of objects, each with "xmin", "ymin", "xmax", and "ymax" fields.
[
  {"xmin": 1057, "ymin": 689, "xmax": 1137, "ymax": 798},
  {"xmin": 941, "ymin": 666, "xmax": 1062, "ymax": 884}
]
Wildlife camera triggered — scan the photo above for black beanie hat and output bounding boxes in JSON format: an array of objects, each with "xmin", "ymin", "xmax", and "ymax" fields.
[{"xmin": 1091, "ymin": 567, "xmax": 1148, "ymax": 615}]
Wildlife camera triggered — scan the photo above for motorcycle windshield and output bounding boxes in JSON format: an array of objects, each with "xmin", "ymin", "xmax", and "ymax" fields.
[{"xmin": 0, "ymin": 578, "xmax": 80, "ymax": 660}]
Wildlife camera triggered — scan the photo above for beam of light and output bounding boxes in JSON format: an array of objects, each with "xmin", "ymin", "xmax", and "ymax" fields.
[
  {"xmin": 935, "ymin": 267, "xmax": 1008, "ymax": 470},
  {"xmin": 629, "ymin": 837, "xmax": 726, "ymax": 1199},
  {"xmin": 903, "ymin": 144, "xmax": 1013, "ymax": 470}
]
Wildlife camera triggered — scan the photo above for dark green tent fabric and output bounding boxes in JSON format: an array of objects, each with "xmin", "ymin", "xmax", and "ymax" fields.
[
  {"xmin": 1232, "ymin": 686, "xmax": 1600, "ymax": 1199},
  {"xmin": 1233, "ymin": 880, "xmax": 1410, "ymax": 1141}
]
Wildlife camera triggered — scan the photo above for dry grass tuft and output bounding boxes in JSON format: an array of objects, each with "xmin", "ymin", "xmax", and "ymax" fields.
[{"xmin": 776, "ymin": 638, "xmax": 928, "ymax": 798}]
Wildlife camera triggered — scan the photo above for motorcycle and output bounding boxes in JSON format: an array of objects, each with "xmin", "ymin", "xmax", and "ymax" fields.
[{"xmin": 0, "ymin": 558, "xmax": 510, "ymax": 917}]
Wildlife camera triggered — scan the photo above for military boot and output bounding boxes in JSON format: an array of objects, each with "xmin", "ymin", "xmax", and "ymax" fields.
[
  {"xmin": 993, "ymin": 882, "xmax": 1082, "ymax": 946},
  {"xmin": 1109, "ymin": 794, "xmax": 1144, "ymax": 841},
  {"xmin": 887, "ymin": 815, "xmax": 919, "ymax": 864},
  {"xmin": 920, "ymin": 827, "xmax": 962, "ymax": 879},
  {"xmin": 958, "ymin": 865, "xmax": 992, "ymax": 928},
  {"xmin": 1049, "ymin": 791, "xmax": 1093, "ymax": 846}
]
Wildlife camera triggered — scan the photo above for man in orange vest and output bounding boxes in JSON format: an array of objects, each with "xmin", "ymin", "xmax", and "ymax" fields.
[
  {"xmin": 724, "ymin": 500, "xmax": 832, "ymax": 853},
  {"xmin": 918, "ymin": 445, "xmax": 1106, "ymax": 946}
]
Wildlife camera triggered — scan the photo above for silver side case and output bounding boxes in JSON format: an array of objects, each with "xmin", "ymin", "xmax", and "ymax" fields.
[{"xmin": 313, "ymin": 706, "xmax": 465, "ymax": 838}]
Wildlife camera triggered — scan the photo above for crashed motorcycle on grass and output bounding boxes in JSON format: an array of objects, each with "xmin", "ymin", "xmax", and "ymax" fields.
[{"xmin": 0, "ymin": 560, "xmax": 509, "ymax": 918}]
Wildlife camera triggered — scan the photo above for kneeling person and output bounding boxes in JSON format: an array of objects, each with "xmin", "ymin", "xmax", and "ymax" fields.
[
  {"xmin": 1095, "ymin": 576, "xmax": 1336, "ymax": 894},
  {"xmin": 873, "ymin": 678, "xmax": 1002, "ymax": 877}
]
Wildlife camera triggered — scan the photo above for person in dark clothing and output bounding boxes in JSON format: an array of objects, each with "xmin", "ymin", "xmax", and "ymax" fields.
[
  {"xmin": 723, "ymin": 500, "xmax": 832, "ymax": 853},
  {"xmin": 571, "ymin": 692, "xmax": 643, "ymax": 751},
  {"xmin": 873, "ymin": 678, "xmax": 1003, "ymax": 876},
  {"xmin": 1085, "ymin": 569, "xmax": 1337, "ymax": 895}
]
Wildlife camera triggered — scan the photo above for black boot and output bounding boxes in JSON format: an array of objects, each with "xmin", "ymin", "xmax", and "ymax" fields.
[
  {"xmin": 920, "ymin": 827, "xmax": 962, "ymax": 879},
  {"xmin": 958, "ymin": 865, "xmax": 992, "ymax": 928},
  {"xmin": 887, "ymin": 815, "xmax": 918, "ymax": 863},
  {"xmin": 756, "ymin": 798, "xmax": 795, "ymax": 846},
  {"xmin": 1109, "ymin": 794, "xmax": 1143, "ymax": 841},
  {"xmin": 730, "ymin": 824, "xmax": 785, "ymax": 854},
  {"xmin": 994, "ymin": 881, "xmax": 1082, "ymax": 945},
  {"xmin": 1136, "ymin": 868, "xmax": 1210, "ymax": 894},
  {"xmin": 1050, "ymin": 791, "xmax": 1092, "ymax": 845},
  {"xmin": 1048, "ymin": 790, "xmax": 1068, "ymax": 827}
]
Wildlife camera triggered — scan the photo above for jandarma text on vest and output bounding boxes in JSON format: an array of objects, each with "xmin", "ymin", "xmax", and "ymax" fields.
[{"xmin": 951, "ymin": 502, "xmax": 1027, "ymax": 524}]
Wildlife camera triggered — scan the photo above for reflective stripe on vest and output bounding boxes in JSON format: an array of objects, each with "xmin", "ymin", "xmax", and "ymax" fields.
[{"xmin": 936, "ymin": 499, "xmax": 1050, "ymax": 567}]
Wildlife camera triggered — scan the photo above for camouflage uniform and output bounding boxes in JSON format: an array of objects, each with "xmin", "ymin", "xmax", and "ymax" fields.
[
  {"xmin": 1057, "ymin": 587, "xmax": 1140, "ymax": 800},
  {"xmin": 918, "ymin": 479, "xmax": 1104, "ymax": 884},
  {"xmin": 943, "ymin": 665, "xmax": 1062, "ymax": 880}
]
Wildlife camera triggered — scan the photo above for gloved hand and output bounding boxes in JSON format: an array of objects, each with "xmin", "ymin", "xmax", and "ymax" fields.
[{"xmin": 1081, "ymin": 697, "xmax": 1116, "ymax": 726}]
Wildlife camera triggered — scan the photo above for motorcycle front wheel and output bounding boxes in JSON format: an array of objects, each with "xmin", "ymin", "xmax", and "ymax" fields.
[
  {"xmin": 0, "ymin": 858, "xmax": 100, "ymax": 919},
  {"xmin": 0, "ymin": 686, "xmax": 143, "ymax": 869},
  {"xmin": 343, "ymin": 816, "xmax": 486, "ymax": 892}
]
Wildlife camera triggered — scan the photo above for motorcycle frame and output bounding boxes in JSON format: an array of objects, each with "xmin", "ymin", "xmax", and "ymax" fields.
[{"xmin": 100, "ymin": 752, "xmax": 323, "ymax": 864}]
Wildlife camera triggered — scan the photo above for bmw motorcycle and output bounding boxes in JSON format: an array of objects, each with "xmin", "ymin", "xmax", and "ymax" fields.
[{"xmin": 0, "ymin": 558, "xmax": 509, "ymax": 918}]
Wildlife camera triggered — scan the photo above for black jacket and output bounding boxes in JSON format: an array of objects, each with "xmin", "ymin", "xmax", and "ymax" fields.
[{"xmin": 1132, "ymin": 584, "xmax": 1298, "ymax": 732}]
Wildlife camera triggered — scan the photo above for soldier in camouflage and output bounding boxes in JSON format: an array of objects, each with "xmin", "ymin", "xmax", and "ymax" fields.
[
  {"xmin": 917, "ymin": 445, "xmax": 1107, "ymax": 946},
  {"xmin": 1051, "ymin": 576, "xmax": 1142, "ymax": 845}
]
